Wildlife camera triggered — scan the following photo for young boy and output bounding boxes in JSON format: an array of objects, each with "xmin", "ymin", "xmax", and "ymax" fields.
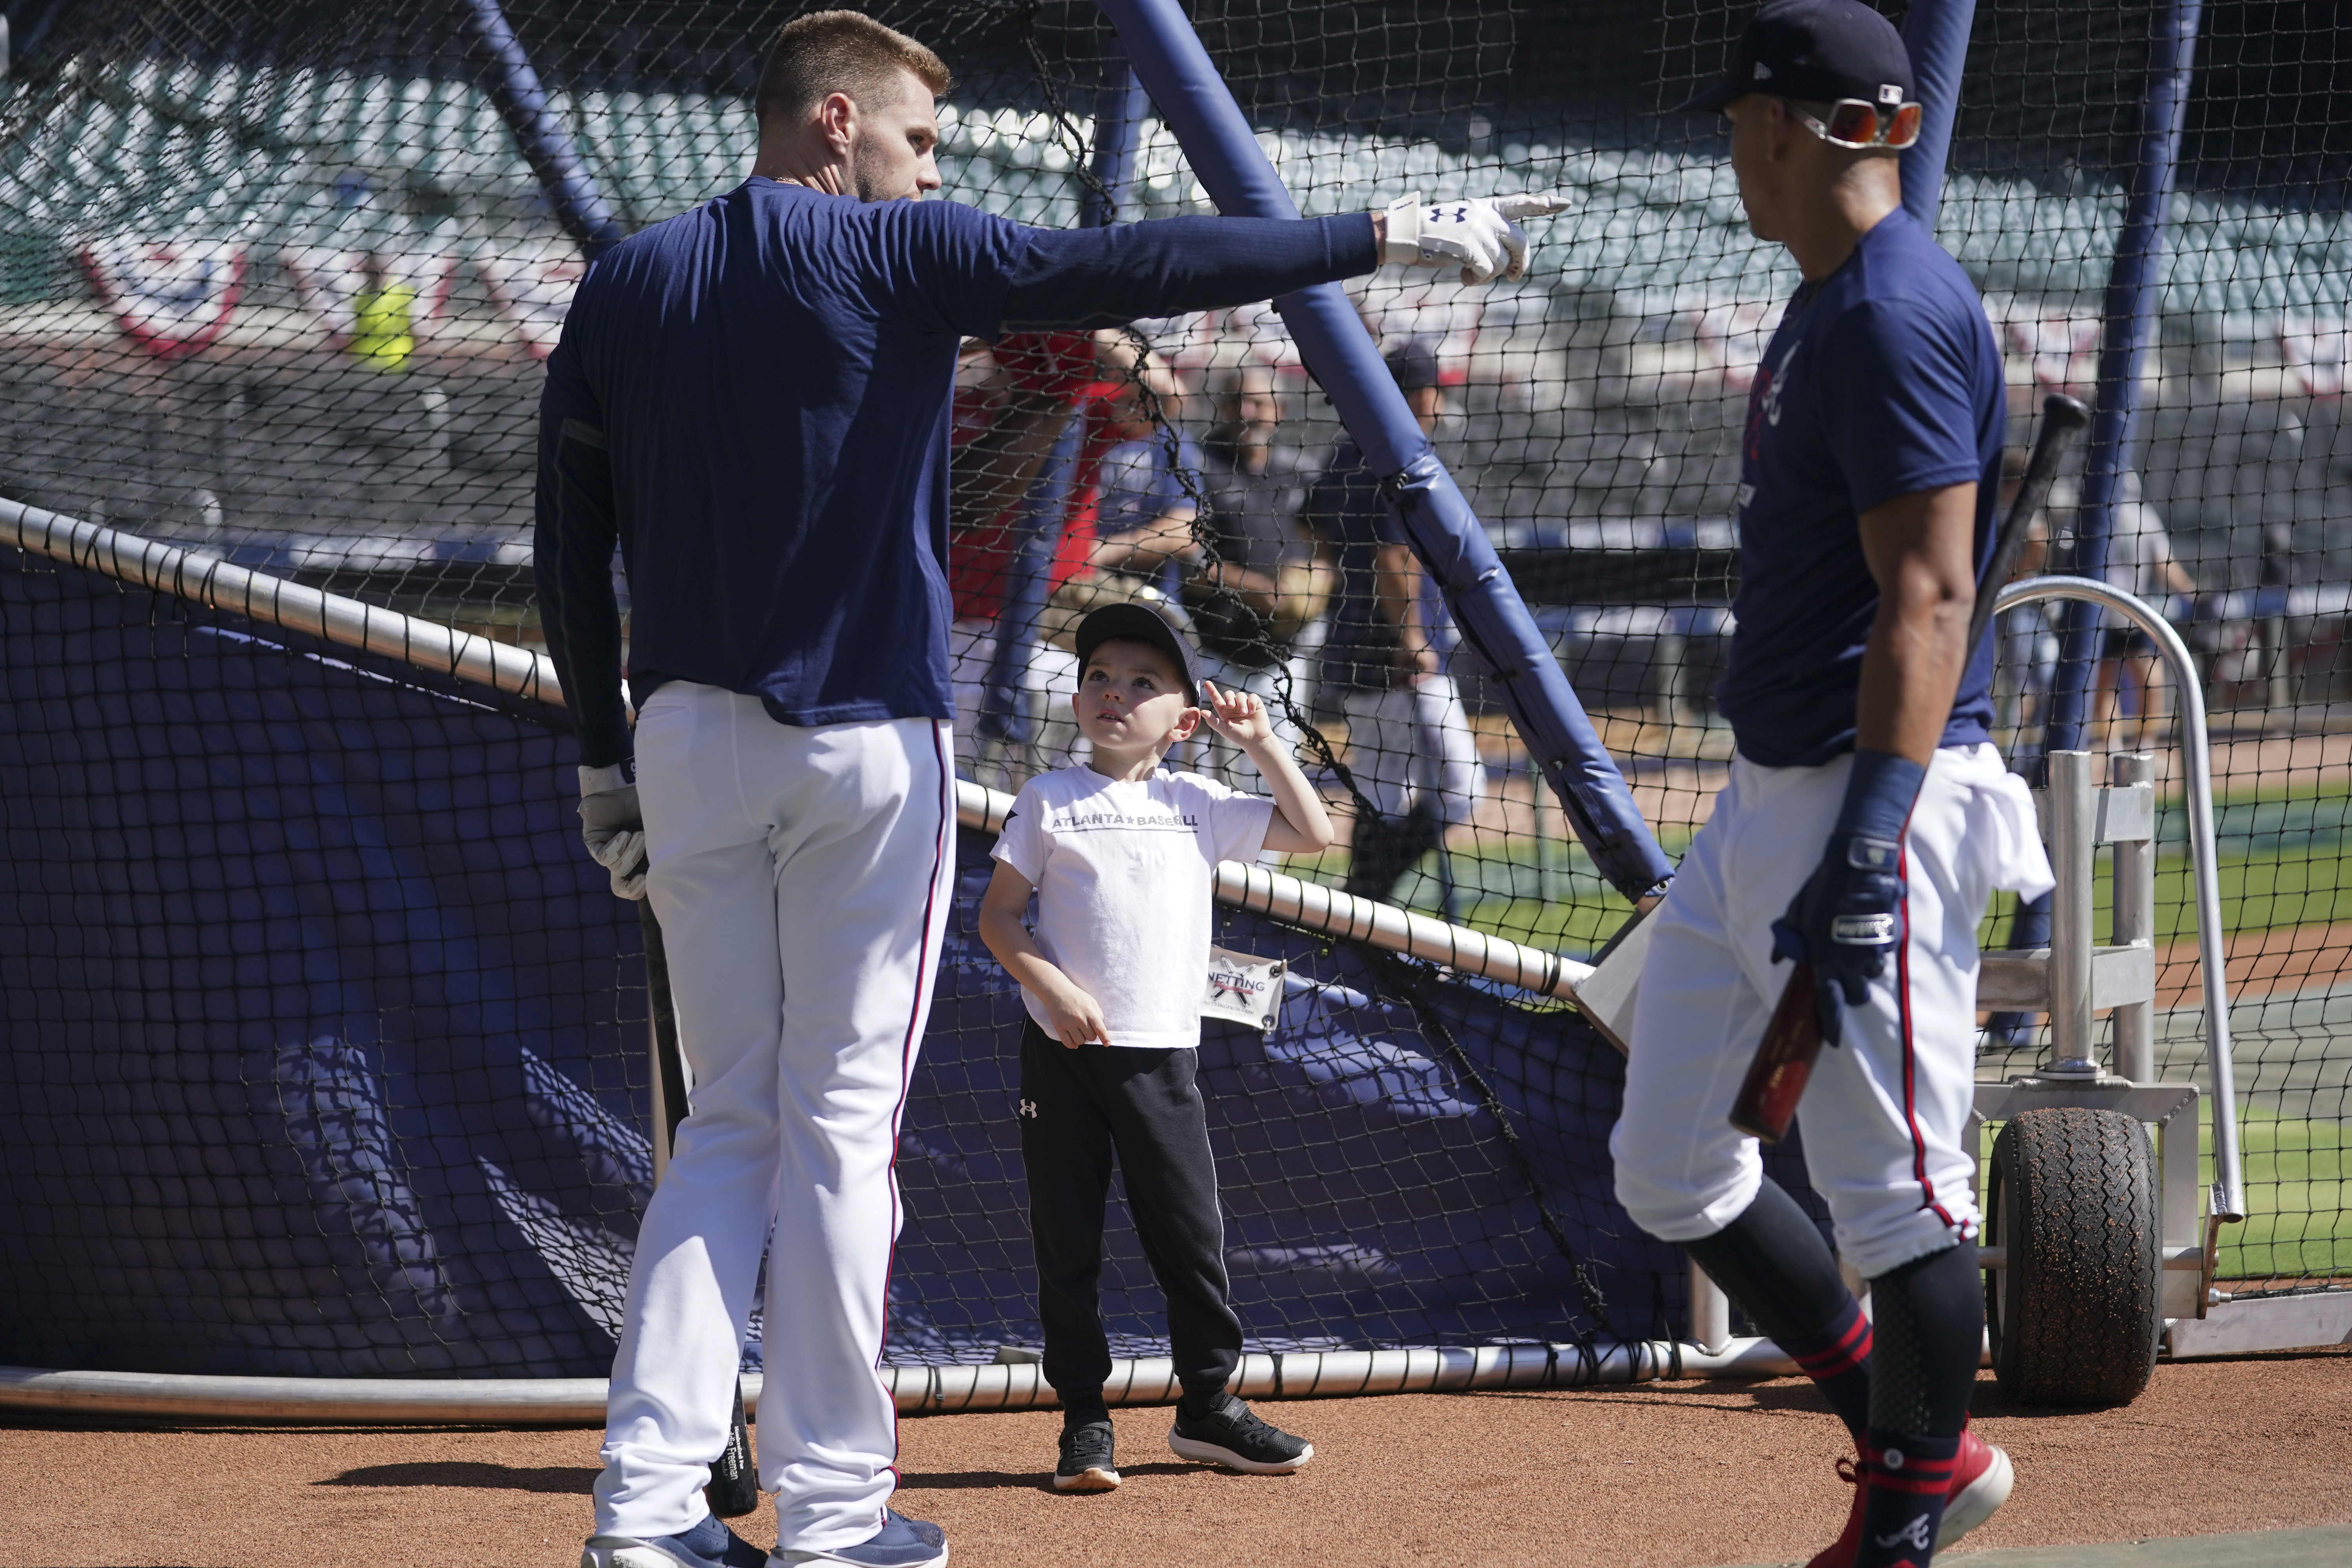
[{"xmin": 978, "ymin": 603, "xmax": 1337, "ymax": 1493}]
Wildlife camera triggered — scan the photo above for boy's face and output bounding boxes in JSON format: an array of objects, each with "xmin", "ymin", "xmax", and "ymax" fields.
[{"xmin": 1074, "ymin": 638, "xmax": 1198, "ymax": 755}]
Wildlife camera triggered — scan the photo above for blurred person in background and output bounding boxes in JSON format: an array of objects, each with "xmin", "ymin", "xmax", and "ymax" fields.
[
  {"xmin": 1087, "ymin": 364, "xmax": 1207, "ymax": 587},
  {"xmin": 2088, "ymin": 468, "xmax": 2196, "ymax": 750},
  {"xmin": 1302, "ymin": 338, "xmax": 1483, "ymax": 903},
  {"xmin": 946, "ymin": 331, "xmax": 1106, "ymax": 779},
  {"xmin": 1186, "ymin": 360, "xmax": 1327, "ymax": 793},
  {"xmin": 351, "ymin": 252, "xmax": 416, "ymax": 375}
]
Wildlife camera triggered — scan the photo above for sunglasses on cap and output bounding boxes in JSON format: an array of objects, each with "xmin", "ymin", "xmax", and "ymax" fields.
[{"xmin": 1784, "ymin": 97, "xmax": 1923, "ymax": 150}]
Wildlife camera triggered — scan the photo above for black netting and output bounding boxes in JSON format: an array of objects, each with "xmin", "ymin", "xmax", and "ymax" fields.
[
  {"xmin": 0, "ymin": 541, "xmax": 1701, "ymax": 1374},
  {"xmin": 0, "ymin": 0, "xmax": 2345, "ymax": 1375}
]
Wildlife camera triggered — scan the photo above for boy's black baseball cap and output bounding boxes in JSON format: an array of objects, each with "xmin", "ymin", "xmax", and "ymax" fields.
[
  {"xmin": 1679, "ymin": 0, "xmax": 1916, "ymax": 114},
  {"xmin": 1074, "ymin": 602, "xmax": 1203, "ymax": 705}
]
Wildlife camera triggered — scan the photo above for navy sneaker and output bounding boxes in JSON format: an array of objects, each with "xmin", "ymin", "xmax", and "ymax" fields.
[
  {"xmin": 1053, "ymin": 1419, "xmax": 1120, "ymax": 1492},
  {"xmin": 1167, "ymin": 1391, "xmax": 1313, "ymax": 1474},
  {"xmin": 583, "ymin": 1512, "xmax": 769, "ymax": 1568},
  {"xmin": 768, "ymin": 1509, "xmax": 947, "ymax": 1568}
]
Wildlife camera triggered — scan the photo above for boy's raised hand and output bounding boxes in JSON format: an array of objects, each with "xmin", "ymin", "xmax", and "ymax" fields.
[{"xmin": 1199, "ymin": 680, "xmax": 1273, "ymax": 747}]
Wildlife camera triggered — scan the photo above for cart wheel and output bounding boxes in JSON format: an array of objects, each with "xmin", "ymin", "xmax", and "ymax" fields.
[{"xmin": 1986, "ymin": 1107, "xmax": 2162, "ymax": 1405}]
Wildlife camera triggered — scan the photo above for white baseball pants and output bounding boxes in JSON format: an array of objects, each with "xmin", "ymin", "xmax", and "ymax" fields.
[
  {"xmin": 1340, "ymin": 674, "xmax": 1484, "ymax": 829},
  {"xmin": 594, "ymin": 685, "xmax": 955, "ymax": 1552},
  {"xmin": 1609, "ymin": 744, "xmax": 2053, "ymax": 1280}
]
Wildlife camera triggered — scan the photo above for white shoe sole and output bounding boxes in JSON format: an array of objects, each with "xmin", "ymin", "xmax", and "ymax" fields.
[
  {"xmin": 1938, "ymin": 1443, "xmax": 2014, "ymax": 1548},
  {"xmin": 1166, "ymin": 1428, "xmax": 1315, "ymax": 1474},
  {"xmin": 766, "ymin": 1546, "xmax": 947, "ymax": 1568},
  {"xmin": 1053, "ymin": 1465, "xmax": 1122, "ymax": 1492},
  {"xmin": 584, "ymin": 1539, "xmax": 709, "ymax": 1568}
]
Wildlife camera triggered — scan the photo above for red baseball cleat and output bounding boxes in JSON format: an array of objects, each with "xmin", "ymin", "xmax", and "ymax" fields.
[{"xmin": 1804, "ymin": 1429, "xmax": 2014, "ymax": 1568}]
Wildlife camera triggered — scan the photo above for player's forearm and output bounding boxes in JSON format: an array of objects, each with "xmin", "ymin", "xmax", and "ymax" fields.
[
  {"xmin": 977, "ymin": 905, "xmax": 1076, "ymax": 1000},
  {"xmin": 1247, "ymin": 737, "xmax": 1336, "ymax": 853},
  {"xmin": 533, "ymin": 403, "xmax": 633, "ymax": 768},
  {"xmin": 1374, "ymin": 545, "xmax": 1429, "ymax": 653},
  {"xmin": 997, "ymin": 214, "xmax": 1378, "ymax": 333},
  {"xmin": 1091, "ymin": 512, "xmax": 1201, "ymax": 572}
]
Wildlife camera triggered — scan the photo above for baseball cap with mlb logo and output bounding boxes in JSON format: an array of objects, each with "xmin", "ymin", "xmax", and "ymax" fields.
[{"xmin": 1679, "ymin": 0, "xmax": 1916, "ymax": 118}]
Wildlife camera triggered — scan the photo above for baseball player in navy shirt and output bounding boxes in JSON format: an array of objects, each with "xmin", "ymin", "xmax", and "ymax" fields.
[
  {"xmin": 1606, "ymin": 6, "xmax": 2054, "ymax": 1567},
  {"xmin": 536, "ymin": 13, "xmax": 1546, "ymax": 1568}
]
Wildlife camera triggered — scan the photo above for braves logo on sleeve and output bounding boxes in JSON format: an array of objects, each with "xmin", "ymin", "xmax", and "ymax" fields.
[{"xmin": 1745, "ymin": 335, "xmax": 1803, "ymax": 461}]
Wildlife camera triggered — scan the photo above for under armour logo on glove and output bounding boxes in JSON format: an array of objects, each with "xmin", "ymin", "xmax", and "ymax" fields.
[
  {"xmin": 1017, "ymin": 1099, "xmax": 1038, "ymax": 1120},
  {"xmin": 1769, "ymin": 751, "xmax": 1925, "ymax": 1048},
  {"xmin": 1379, "ymin": 191, "xmax": 1573, "ymax": 284}
]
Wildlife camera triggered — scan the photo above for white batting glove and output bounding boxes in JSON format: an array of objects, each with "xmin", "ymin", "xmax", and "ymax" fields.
[
  {"xmin": 1378, "ymin": 192, "xmax": 1574, "ymax": 284},
  {"xmin": 577, "ymin": 762, "xmax": 648, "ymax": 901}
]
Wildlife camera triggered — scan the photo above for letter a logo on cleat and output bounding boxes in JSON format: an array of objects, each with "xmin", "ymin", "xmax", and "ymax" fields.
[{"xmin": 1875, "ymin": 1514, "xmax": 1934, "ymax": 1552}]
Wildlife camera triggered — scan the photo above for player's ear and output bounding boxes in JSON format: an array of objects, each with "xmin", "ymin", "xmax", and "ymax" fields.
[
  {"xmin": 1171, "ymin": 704, "xmax": 1202, "ymax": 740},
  {"xmin": 819, "ymin": 90, "xmax": 857, "ymax": 153}
]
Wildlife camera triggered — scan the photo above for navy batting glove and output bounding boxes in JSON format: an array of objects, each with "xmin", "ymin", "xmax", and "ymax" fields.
[{"xmin": 1768, "ymin": 750, "xmax": 1926, "ymax": 1047}]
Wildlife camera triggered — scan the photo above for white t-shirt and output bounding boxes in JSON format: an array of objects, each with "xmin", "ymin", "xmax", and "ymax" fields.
[
  {"xmin": 2102, "ymin": 499, "xmax": 2179, "ymax": 601},
  {"xmin": 991, "ymin": 765, "xmax": 1274, "ymax": 1052}
]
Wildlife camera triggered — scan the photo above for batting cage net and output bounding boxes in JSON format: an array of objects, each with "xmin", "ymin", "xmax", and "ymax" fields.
[{"xmin": 0, "ymin": 0, "xmax": 2345, "ymax": 1379}]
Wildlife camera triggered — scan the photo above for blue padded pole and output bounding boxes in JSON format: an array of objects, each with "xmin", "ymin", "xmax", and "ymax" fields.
[
  {"xmin": 1898, "ymin": 0, "xmax": 1978, "ymax": 236},
  {"xmin": 976, "ymin": 55, "xmax": 1148, "ymax": 750},
  {"xmin": 1094, "ymin": 0, "xmax": 1673, "ymax": 899},
  {"xmin": 1082, "ymin": 53, "xmax": 1151, "ymax": 229},
  {"xmin": 458, "ymin": 0, "xmax": 626, "ymax": 260},
  {"xmin": 2045, "ymin": 0, "xmax": 2204, "ymax": 754}
]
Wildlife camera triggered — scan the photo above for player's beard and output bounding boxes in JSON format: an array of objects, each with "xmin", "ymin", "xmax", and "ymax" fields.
[{"xmin": 847, "ymin": 88, "xmax": 922, "ymax": 203}]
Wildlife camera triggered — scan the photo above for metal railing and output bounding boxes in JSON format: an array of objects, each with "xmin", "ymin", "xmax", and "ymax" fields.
[{"xmin": 1992, "ymin": 574, "xmax": 2245, "ymax": 1224}]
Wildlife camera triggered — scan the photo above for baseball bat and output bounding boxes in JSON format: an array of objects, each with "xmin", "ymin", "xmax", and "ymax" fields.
[
  {"xmin": 639, "ymin": 900, "xmax": 761, "ymax": 1520},
  {"xmin": 1726, "ymin": 395, "xmax": 2091, "ymax": 1144},
  {"xmin": 1727, "ymin": 962, "xmax": 1821, "ymax": 1143},
  {"xmin": 1965, "ymin": 392, "xmax": 2091, "ymax": 656}
]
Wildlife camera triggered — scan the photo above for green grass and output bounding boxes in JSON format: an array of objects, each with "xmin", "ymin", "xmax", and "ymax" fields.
[
  {"xmin": 1286, "ymin": 779, "xmax": 2352, "ymax": 958},
  {"xmin": 2214, "ymin": 1108, "xmax": 2352, "ymax": 1283},
  {"xmin": 1977, "ymin": 779, "xmax": 2352, "ymax": 947}
]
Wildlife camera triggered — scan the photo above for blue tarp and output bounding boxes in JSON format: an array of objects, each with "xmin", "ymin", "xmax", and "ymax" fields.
[{"xmin": 0, "ymin": 547, "xmax": 1790, "ymax": 1377}]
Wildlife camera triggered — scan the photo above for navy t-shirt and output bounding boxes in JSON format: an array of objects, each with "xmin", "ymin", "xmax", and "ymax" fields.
[
  {"xmin": 534, "ymin": 180, "xmax": 1376, "ymax": 766},
  {"xmin": 1716, "ymin": 208, "xmax": 2006, "ymax": 768}
]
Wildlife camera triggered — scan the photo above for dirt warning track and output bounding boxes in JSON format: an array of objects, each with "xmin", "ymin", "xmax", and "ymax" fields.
[{"xmin": 3, "ymin": 1350, "xmax": 2347, "ymax": 1568}]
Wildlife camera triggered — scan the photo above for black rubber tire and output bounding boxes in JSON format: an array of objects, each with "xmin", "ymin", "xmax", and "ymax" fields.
[{"xmin": 1985, "ymin": 1107, "xmax": 2163, "ymax": 1406}]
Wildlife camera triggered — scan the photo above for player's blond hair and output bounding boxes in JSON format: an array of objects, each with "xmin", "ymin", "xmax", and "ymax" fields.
[{"xmin": 756, "ymin": 11, "xmax": 951, "ymax": 131}]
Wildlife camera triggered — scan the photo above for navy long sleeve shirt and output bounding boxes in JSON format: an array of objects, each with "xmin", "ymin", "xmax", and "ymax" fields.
[{"xmin": 534, "ymin": 178, "xmax": 1378, "ymax": 766}]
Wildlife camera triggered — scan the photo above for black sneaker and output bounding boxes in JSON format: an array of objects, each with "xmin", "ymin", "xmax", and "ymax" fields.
[
  {"xmin": 1166, "ymin": 1392, "xmax": 1313, "ymax": 1474},
  {"xmin": 1054, "ymin": 1419, "xmax": 1121, "ymax": 1492}
]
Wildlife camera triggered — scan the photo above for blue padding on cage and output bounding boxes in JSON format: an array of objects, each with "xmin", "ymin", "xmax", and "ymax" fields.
[
  {"xmin": 0, "ymin": 548, "xmax": 1771, "ymax": 1374},
  {"xmin": 1899, "ymin": 0, "xmax": 1979, "ymax": 237}
]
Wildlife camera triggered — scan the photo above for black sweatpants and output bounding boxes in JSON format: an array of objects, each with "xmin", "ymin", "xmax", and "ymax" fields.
[{"xmin": 1017, "ymin": 1018, "xmax": 1242, "ymax": 1413}]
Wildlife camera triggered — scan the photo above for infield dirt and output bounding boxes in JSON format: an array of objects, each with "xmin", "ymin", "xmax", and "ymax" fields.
[{"xmin": 2, "ymin": 1350, "xmax": 2346, "ymax": 1568}]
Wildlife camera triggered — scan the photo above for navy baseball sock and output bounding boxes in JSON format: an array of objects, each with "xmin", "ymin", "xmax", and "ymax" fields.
[
  {"xmin": 1681, "ymin": 1178, "xmax": 1873, "ymax": 1445},
  {"xmin": 1853, "ymin": 1242, "xmax": 1984, "ymax": 1566},
  {"xmin": 1853, "ymin": 1430, "xmax": 1958, "ymax": 1567}
]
